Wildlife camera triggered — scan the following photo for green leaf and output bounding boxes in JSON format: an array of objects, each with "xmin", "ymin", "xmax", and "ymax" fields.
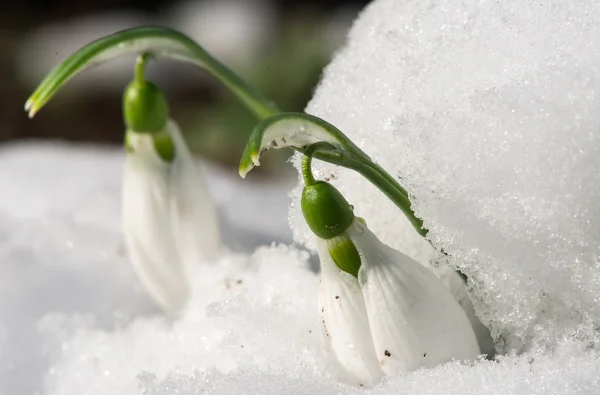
[
  {"xmin": 25, "ymin": 26, "xmax": 278, "ymax": 120},
  {"xmin": 238, "ymin": 112, "xmax": 371, "ymax": 178}
]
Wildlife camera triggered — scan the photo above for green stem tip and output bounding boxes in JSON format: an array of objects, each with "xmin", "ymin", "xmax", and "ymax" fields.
[{"xmin": 135, "ymin": 53, "xmax": 151, "ymax": 83}]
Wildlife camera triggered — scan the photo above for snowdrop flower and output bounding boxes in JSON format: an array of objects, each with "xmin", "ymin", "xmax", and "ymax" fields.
[
  {"xmin": 301, "ymin": 175, "xmax": 480, "ymax": 386},
  {"xmin": 122, "ymin": 75, "xmax": 220, "ymax": 314}
]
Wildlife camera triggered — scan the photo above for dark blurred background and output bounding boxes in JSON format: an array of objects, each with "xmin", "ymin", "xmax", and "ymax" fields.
[{"xmin": 3, "ymin": 0, "xmax": 370, "ymax": 175}]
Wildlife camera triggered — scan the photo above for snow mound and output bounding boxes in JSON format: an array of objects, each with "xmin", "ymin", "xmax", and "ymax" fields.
[{"xmin": 291, "ymin": 0, "xmax": 600, "ymax": 352}]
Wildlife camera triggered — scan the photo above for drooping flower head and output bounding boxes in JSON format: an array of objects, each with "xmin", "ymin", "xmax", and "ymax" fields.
[
  {"xmin": 301, "ymin": 158, "xmax": 480, "ymax": 386},
  {"xmin": 24, "ymin": 27, "xmax": 283, "ymax": 315},
  {"xmin": 121, "ymin": 66, "xmax": 220, "ymax": 314}
]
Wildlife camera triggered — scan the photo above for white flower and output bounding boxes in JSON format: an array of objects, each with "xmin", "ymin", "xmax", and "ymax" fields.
[
  {"xmin": 122, "ymin": 120, "xmax": 220, "ymax": 314},
  {"xmin": 317, "ymin": 237, "xmax": 385, "ymax": 386},
  {"xmin": 318, "ymin": 219, "xmax": 480, "ymax": 386}
]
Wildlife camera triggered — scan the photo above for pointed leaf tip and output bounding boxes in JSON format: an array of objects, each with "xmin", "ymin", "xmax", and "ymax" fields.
[
  {"xmin": 238, "ymin": 112, "xmax": 357, "ymax": 179},
  {"xmin": 23, "ymin": 26, "xmax": 247, "ymax": 118}
]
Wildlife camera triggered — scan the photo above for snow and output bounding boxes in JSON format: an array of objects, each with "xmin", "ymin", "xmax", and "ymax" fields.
[
  {"xmin": 3, "ymin": 0, "xmax": 600, "ymax": 393},
  {"xmin": 0, "ymin": 141, "xmax": 293, "ymax": 395},
  {"xmin": 294, "ymin": 0, "xmax": 600, "ymax": 352}
]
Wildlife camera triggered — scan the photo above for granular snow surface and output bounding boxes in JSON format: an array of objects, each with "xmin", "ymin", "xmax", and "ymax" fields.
[{"xmin": 3, "ymin": 0, "xmax": 600, "ymax": 393}]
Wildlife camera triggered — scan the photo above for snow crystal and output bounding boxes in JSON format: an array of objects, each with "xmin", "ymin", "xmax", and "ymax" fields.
[{"xmin": 293, "ymin": 0, "xmax": 600, "ymax": 353}]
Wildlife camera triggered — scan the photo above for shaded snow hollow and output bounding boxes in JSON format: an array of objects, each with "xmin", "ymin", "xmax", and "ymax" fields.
[{"xmin": 2, "ymin": 0, "xmax": 600, "ymax": 393}]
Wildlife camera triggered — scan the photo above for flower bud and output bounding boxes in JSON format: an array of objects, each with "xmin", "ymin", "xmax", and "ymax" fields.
[
  {"xmin": 123, "ymin": 120, "xmax": 220, "ymax": 314},
  {"xmin": 301, "ymin": 181, "xmax": 355, "ymax": 240},
  {"xmin": 317, "ymin": 219, "xmax": 481, "ymax": 386},
  {"xmin": 123, "ymin": 79, "xmax": 169, "ymax": 133}
]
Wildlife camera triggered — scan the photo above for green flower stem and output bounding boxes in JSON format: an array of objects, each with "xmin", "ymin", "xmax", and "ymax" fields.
[
  {"xmin": 25, "ymin": 26, "xmax": 279, "ymax": 120},
  {"xmin": 301, "ymin": 155, "xmax": 316, "ymax": 186},
  {"xmin": 135, "ymin": 53, "xmax": 151, "ymax": 83},
  {"xmin": 347, "ymin": 160, "xmax": 426, "ymax": 237},
  {"xmin": 369, "ymin": 162, "xmax": 409, "ymax": 199},
  {"xmin": 301, "ymin": 141, "xmax": 340, "ymax": 186},
  {"xmin": 202, "ymin": 48, "xmax": 279, "ymax": 120}
]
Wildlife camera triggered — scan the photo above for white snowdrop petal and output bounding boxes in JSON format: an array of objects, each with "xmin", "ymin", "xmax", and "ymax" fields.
[
  {"xmin": 404, "ymin": 241, "xmax": 493, "ymax": 355},
  {"xmin": 420, "ymin": 252, "xmax": 495, "ymax": 356},
  {"xmin": 348, "ymin": 220, "xmax": 480, "ymax": 375},
  {"xmin": 166, "ymin": 120, "xmax": 220, "ymax": 265},
  {"xmin": 122, "ymin": 129, "xmax": 189, "ymax": 313},
  {"xmin": 445, "ymin": 268, "xmax": 496, "ymax": 357},
  {"xmin": 316, "ymin": 238, "xmax": 384, "ymax": 387}
]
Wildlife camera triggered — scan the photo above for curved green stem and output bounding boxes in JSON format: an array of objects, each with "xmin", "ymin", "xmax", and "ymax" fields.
[
  {"xmin": 301, "ymin": 141, "xmax": 338, "ymax": 186},
  {"xmin": 135, "ymin": 53, "xmax": 151, "ymax": 83},
  {"xmin": 348, "ymin": 161, "xmax": 426, "ymax": 237},
  {"xmin": 301, "ymin": 155, "xmax": 316, "ymax": 186},
  {"xmin": 25, "ymin": 26, "xmax": 279, "ymax": 120},
  {"xmin": 369, "ymin": 162, "xmax": 409, "ymax": 199}
]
